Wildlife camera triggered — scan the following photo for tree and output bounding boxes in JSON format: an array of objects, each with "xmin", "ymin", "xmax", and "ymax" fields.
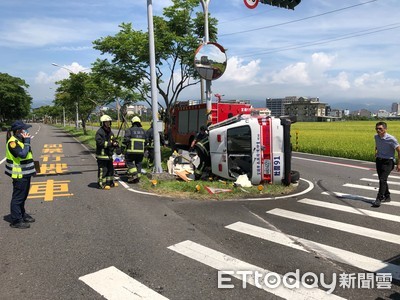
[
  {"xmin": 31, "ymin": 105, "xmax": 62, "ymax": 124},
  {"xmin": 0, "ymin": 73, "xmax": 32, "ymax": 123},
  {"xmin": 54, "ymin": 72, "xmax": 137, "ymax": 134},
  {"xmin": 92, "ymin": 0, "xmax": 218, "ymax": 125}
]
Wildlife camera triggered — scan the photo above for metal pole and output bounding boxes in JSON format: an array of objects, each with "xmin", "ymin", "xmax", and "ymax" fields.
[
  {"xmin": 200, "ymin": 0, "xmax": 212, "ymax": 124},
  {"xmin": 117, "ymin": 99, "xmax": 120, "ymax": 128},
  {"xmin": 51, "ymin": 63, "xmax": 81, "ymax": 129},
  {"xmin": 63, "ymin": 107, "xmax": 66, "ymax": 127},
  {"xmin": 147, "ymin": 0, "xmax": 162, "ymax": 173},
  {"xmin": 75, "ymin": 102, "xmax": 79, "ymax": 129}
]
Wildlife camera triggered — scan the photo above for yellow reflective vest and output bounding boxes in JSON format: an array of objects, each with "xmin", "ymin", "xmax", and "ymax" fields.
[{"xmin": 5, "ymin": 136, "xmax": 36, "ymax": 178}]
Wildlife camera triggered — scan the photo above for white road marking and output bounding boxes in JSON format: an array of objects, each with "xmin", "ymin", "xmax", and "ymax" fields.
[
  {"xmin": 226, "ymin": 221, "xmax": 400, "ymax": 280},
  {"xmin": 360, "ymin": 178, "xmax": 400, "ymax": 186},
  {"xmin": 373, "ymin": 173, "xmax": 400, "ymax": 180},
  {"xmin": 343, "ymin": 183, "xmax": 400, "ymax": 195},
  {"xmin": 266, "ymin": 208, "xmax": 400, "ymax": 245},
  {"xmin": 298, "ymin": 198, "xmax": 400, "ymax": 222},
  {"xmin": 79, "ymin": 266, "xmax": 169, "ymax": 300},
  {"xmin": 0, "ymin": 157, "xmax": 6, "ymax": 165},
  {"xmin": 168, "ymin": 240, "xmax": 345, "ymax": 299},
  {"xmin": 293, "ymin": 156, "xmax": 373, "ymax": 170},
  {"xmin": 321, "ymin": 191, "xmax": 400, "ymax": 207}
]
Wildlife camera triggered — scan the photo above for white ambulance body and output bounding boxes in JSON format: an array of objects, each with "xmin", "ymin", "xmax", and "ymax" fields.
[{"xmin": 207, "ymin": 114, "xmax": 294, "ymax": 185}]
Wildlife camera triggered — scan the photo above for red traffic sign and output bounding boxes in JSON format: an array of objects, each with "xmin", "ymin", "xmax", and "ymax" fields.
[{"xmin": 244, "ymin": 0, "xmax": 259, "ymax": 9}]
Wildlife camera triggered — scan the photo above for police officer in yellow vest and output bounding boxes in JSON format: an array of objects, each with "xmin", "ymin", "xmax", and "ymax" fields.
[
  {"xmin": 123, "ymin": 116, "xmax": 146, "ymax": 183},
  {"xmin": 95, "ymin": 115, "xmax": 119, "ymax": 189},
  {"xmin": 5, "ymin": 120, "xmax": 36, "ymax": 229}
]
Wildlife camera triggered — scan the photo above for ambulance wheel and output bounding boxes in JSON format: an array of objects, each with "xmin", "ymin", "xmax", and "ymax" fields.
[{"xmin": 290, "ymin": 170, "xmax": 300, "ymax": 183}]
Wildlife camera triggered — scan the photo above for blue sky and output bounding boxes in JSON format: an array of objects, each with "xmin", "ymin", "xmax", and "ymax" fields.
[{"xmin": 1, "ymin": 0, "xmax": 399, "ymax": 111}]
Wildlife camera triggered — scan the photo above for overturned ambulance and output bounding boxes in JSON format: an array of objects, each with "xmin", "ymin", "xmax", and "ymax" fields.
[{"xmin": 194, "ymin": 114, "xmax": 299, "ymax": 186}]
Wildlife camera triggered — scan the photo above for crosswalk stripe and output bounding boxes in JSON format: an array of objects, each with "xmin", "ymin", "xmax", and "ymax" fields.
[
  {"xmin": 226, "ymin": 222, "xmax": 400, "ymax": 280},
  {"xmin": 266, "ymin": 208, "xmax": 400, "ymax": 245},
  {"xmin": 373, "ymin": 173, "xmax": 400, "ymax": 180},
  {"xmin": 79, "ymin": 266, "xmax": 169, "ymax": 300},
  {"xmin": 320, "ymin": 191, "xmax": 400, "ymax": 207},
  {"xmin": 298, "ymin": 198, "xmax": 400, "ymax": 223},
  {"xmin": 360, "ymin": 178, "xmax": 400, "ymax": 186},
  {"xmin": 343, "ymin": 183, "xmax": 400, "ymax": 195},
  {"xmin": 168, "ymin": 240, "xmax": 345, "ymax": 300}
]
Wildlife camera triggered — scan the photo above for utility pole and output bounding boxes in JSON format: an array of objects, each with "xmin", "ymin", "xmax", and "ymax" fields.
[{"xmin": 147, "ymin": 0, "xmax": 162, "ymax": 173}]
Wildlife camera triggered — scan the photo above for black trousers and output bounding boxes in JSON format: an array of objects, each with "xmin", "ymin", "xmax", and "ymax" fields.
[
  {"xmin": 125, "ymin": 153, "xmax": 144, "ymax": 176},
  {"xmin": 376, "ymin": 158, "xmax": 394, "ymax": 199},
  {"xmin": 97, "ymin": 159, "xmax": 114, "ymax": 188},
  {"xmin": 10, "ymin": 177, "xmax": 31, "ymax": 223}
]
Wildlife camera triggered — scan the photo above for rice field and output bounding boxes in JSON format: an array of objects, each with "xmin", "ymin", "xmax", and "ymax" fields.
[{"xmin": 291, "ymin": 120, "xmax": 400, "ymax": 162}]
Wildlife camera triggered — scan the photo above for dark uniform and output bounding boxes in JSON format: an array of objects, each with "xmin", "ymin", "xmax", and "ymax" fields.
[
  {"xmin": 95, "ymin": 125, "xmax": 117, "ymax": 189},
  {"xmin": 124, "ymin": 123, "xmax": 146, "ymax": 182},
  {"xmin": 146, "ymin": 123, "xmax": 165, "ymax": 166},
  {"xmin": 5, "ymin": 120, "xmax": 36, "ymax": 229},
  {"xmin": 190, "ymin": 125, "xmax": 208, "ymax": 151}
]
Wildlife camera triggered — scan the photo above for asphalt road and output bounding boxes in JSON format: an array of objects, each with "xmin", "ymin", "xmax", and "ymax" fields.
[{"xmin": 0, "ymin": 124, "xmax": 399, "ymax": 299}]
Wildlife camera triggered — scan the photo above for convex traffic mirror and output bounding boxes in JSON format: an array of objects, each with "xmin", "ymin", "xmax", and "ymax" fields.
[{"xmin": 194, "ymin": 42, "xmax": 227, "ymax": 81}]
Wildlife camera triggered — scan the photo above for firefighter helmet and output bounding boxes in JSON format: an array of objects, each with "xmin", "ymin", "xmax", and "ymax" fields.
[
  {"xmin": 100, "ymin": 115, "xmax": 112, "ymax": 122},
  {"xmin": 100, "ymin": 114, "xmax": 112, "ymax": 126},
  {"xmin": 131, "ymin": 116, "xmax": 141, "ymax": 124}
]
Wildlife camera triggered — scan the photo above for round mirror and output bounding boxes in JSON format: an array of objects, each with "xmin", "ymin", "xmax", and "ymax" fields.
[{"xmin": 194, "ymin": 42, "xmax": 227, "ymax": 81}]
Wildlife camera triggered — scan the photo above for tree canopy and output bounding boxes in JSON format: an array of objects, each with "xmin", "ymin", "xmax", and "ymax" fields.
[
  {"xmin": 0, "ymin": 73, "xmax": 32, "ymax": 123},
  {"xmin": 54, "ymin": 71, "xmax": 138, "ymax": 134},
  {"xmin": 92, "ymin": 0, "xmax": 218, "ymax": 123}
]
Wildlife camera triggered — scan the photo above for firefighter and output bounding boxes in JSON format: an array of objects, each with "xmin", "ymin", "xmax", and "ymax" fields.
[
  {"xmin": 5, "ymin": 120, "xmax": 36, "ymax": 229},
  {"xmin": 146, "ymin": 121, "xmax": 165, "ymax": 167},
  {"xmin": 123, "ymin": 116, "xmax": 146, "ymax": 183},
  {"xmin": 190, "ymin": 125, "xmax": 208, "ymax": 151},
  {"xmin": 95, "ymin": 115, "xmax": 119, "ymax": 189}
]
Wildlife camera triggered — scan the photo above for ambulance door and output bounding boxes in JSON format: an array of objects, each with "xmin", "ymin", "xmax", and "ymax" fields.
[
  {"xmin": 226, "ymin": 125, "xmax": 252, "ymax": 180},
  {"xmin": 209, "ymin": 127, "xmax": 229, "ymax": 179}
]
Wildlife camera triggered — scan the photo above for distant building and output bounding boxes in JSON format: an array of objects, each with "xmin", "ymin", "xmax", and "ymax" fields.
[
  {"xmin": 328, "ymin": 109, "xmax": 343, "ymax": 118},
  {"xmin": 351, "ymin": 109, "xmax": 372, "ymax": 118},
  {"xmin": 266, "ymin": 96, "xmax": 298, "ymax": 117},
  {"xmin": 126, "ymin": 104, "xmax": 147, "ymax": 116},
  {"xmin": 377, "ymin": 109, "xmax": 390, "ymax": 118},
  {"xmin": 284, "ymin": 97, "xmax": 332, "ymax": 122},
  {"xmin": 391, "ymin": 102, "xmax": 400, "ymax": 115}
]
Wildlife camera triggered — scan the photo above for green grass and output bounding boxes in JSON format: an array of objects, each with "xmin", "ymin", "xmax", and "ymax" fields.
[
  {"xmin": 291, "ymin": 120, "xmax": 400, "ymax": 161},
  {"xmin": 140, "ymin": 178, "xmax": 295, "ymax": 200}
]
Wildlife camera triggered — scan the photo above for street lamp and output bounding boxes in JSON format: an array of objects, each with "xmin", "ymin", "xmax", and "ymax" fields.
[{"xmin": 51, "ymin": 63, "xmax": 89, "ymax": 130}]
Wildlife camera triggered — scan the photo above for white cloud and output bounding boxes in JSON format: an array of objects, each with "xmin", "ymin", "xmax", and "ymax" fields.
[
  {"xmin": 220, "ymin": 56, "xmax": 261, "ymax": 83},
  {"xmin": 311, "ymin": 52, "xmax": 336, "ymax": 69},
  {"xmin": 329, "ymin": 72, "xmax": 350, "ymax": 90},
  {"xmin": 49, "ymin": 46, "xmax": 93, "ymax": 51},
  {"xmin": 0, "ymin": 18, "xmax": 116, "ymax": 47},
  {"xmin": 354, "ymin": 72, "xmax": 386, "ymax": 88},
  {"xmin": 271, "ymin": 62, "xmax": 310, "ymax": 85},
  {"xmin": 35, "ymin": 62, "xmax": 90, "ymax": 84}
]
